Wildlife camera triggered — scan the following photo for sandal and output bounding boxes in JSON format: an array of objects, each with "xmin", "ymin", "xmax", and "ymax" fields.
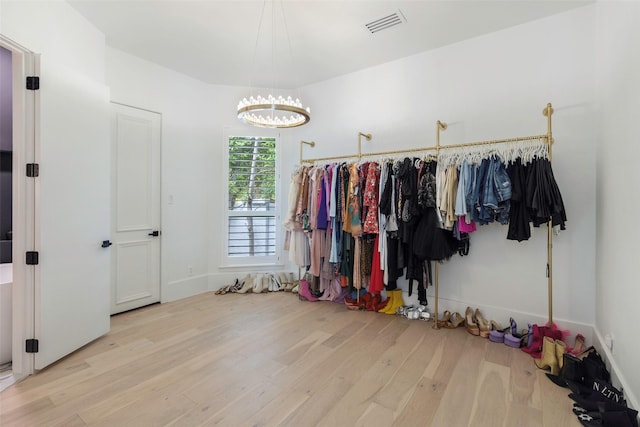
[
  {"xmin": 504, "ymin": 318, "xmax": 529, "ymax": 348},
  {"xmin": 278, "ymin": 272, "xmax": 290, "ymax": 289},
  {"xmin": 230, "ymin": 278, "xmax": 244, "ymax": 293},
  {"xmin": 272, "ymin": 273, "xmax": 283, "ymax": 291},
  {"xmin": 474, "ymin": 308, "xmax": 491, "ymax": 338},
  {"xmin": 215, "ymin": 284, "xmax": 230, "ymax": 295},
  {"xmin": 236, "ymin": 274, "xmax": 253, "ymax": 294},
  {"xmin": 252, "ymin": 273, "xmax": 264, "ymax": 293},
  {"xmin": 435, "ymin": 310, "xmax": 452, "ymax": 328},
  {"xmin": 447, "ymin": 312, "xmax": 465, "ymax": 328},
  {"xmin": 286, "ymin": 273, "xmax": 300, "ymax": 292},
  {"xmin": 489, "ymin": 320, "xmax": 509, "ymax": 343},
  {"xmin": 465, "ymin": 307, "xmax": 480, "ymax": 335},
  {"xmin": 569, "ymin": 334, "xmax": 586, "ymax": 355}
]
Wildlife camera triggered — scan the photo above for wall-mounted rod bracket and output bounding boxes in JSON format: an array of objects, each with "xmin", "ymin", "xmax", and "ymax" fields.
[
  {"xmin": 300, "ymin": 140, "xmax": 315, "ymax": 164},
  {"xmin": 357, "ymin": 132, "xmax": 372, "ymax": 160}
]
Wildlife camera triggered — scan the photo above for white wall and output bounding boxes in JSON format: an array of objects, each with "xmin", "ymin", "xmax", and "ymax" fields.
[
  {"xmin": 595, "ymin": 1, "xmax": 640, "ymax": 411},
  {"xmin": 290, "ymin": 5, "xmax": 597, "ymax": 335},
  {"xmin": 106, "ymin": 48, "xmax": 213, "ymax": 301},
  {"xmin": 105, "ymin": 48, "xmax": 294, "ymax": 301}
]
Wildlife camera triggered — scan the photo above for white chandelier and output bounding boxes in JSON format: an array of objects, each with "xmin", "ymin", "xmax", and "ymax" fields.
[
  {"xmin": 237, "ymin": 94, "xmax": 310, "ymax": 128},
  {"xmin": 237, "ymin": 1, "xmax": 311, "ymax": 129}
]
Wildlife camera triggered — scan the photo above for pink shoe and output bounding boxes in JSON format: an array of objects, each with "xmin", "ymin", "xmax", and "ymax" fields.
[
  {"xmin": 298, "ymin": 278, "xmax": 319, "ymax": 302},
  {"xmin": 318, "ymin": 280, "xmax": 334, "ymax": 301}
]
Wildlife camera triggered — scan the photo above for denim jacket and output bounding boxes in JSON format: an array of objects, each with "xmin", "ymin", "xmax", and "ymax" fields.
[{"xmin": 473, "ymin": 157, "xmax": 512, "ymax": 225}]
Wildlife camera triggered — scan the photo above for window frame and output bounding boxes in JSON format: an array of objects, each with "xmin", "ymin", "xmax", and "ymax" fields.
[{"xmin": 221, "ymin": 127, "xmax": 281, "ymax": 267}]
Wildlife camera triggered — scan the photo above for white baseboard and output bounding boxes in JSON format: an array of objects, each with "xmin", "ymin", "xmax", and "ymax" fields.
[
  {"xmin": 593, "ymin": 328, "xmax": 639, "ymax": 414},
  {"xmin": 162, "ymin": 274, "xmax": 210, "ymax": 302},
  {"xmin": 421, "ymin": 294, "xmax": 595, "ymax": 344},
  {"xmin": 162, "ymin": 272, "xmax": 261, "ymax": 302}
]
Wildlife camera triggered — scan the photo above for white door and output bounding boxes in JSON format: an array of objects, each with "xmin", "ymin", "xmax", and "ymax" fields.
[
  {"xmin": 110, "ymin": 103, "xmax": 161, "ymax": 315},
  {"xmin": 35, "ymin": 57, "xmax": 111, "ymax": 370}
]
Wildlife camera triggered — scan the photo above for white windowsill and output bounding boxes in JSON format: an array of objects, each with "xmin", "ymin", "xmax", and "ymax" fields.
[{"xmin": 218, "ymin": 263, "xmax": 286, "ymax": 271}]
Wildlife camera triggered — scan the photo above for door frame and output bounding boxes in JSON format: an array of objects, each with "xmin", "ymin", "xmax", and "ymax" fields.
[{"xmin": 1, "ymin": 34, "xmax": 37, "ymax": 380}]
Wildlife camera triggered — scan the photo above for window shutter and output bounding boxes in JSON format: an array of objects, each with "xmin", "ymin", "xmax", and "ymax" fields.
[{"xmin": 227, "ymin": 137, "xmax": 277, "ymax": 257}]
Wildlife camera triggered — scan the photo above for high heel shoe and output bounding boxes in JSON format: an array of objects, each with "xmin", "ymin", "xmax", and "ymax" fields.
[
  {"xmin": 465, "ymin": 307, "xmax": 480, "ymax": 336},
  {"xmin": 284, "ymin": 273, "xmax": 298, "ymax": 292},
  {"xmin": 447, "ymin": 312, "xmax": 465, "ymax": 328},
  {"xmin": 298, "ymin": 277, "xmax": 318, "ymax": 302},
  {"xmin": 278, "ymin": 272, "xmax": 291, "ymax": 291},
  {"xmin": 373, "ymin": 293, "xmax": 389, "ymax": 311},
  {"xmin": 555, "ymin": 339, "xmax": 567, "ymax": 371},
  {"xmin": 569, "ymin": 334, "xmax": 586, "ymax": 355},
  {"xmin": 230, "ymin": 278, "xmax": 244, "ymax": 293},
  {"xmin": 474, "ymin": 308, "xmax": 491, "ymax": 338},
  {"xmin": 504, "ymin": 318, "xmax": 528, "ymax": 348},
  {"xmin": 366, "ymin": 293, "xmax": 381, "ymax": 311},
  {"xmin": 318, "ymin": 282, "xmax": 333, "ymax": 301},
  {"xmin": 489, "ymin": 320, "xmax": 509, "ymax": 343},
  {"xmin": 262, "ymin": 274, "xmax": 271, "ymax": 292},
  {"xmin": 236, "ymin": 274, "xmax": 253, "ymax": 294},
  {"xmin": 361, "ymin": 292, "xmax": 373, "ymax": 309},
  {"xmin": 522, "ymin": 324, "xmax": 563, "ymax": 357},
  {"xmin": 378, "ymin": 291, "xmax": 396, "ymax": 314},
  {"xmin": 253, "ymin": 273, "xmax": 264, "ymax": 293},
  {"xmin": 215, "ymin": 281, "xmax": 232, "ymax": 295},
  {"xmin": 436, "ymin": 311, "xmax": 451, "ymax": 328},
  {"xmin": 384, "ymin": 289, "xmax": 404, "ymax": 315},
  {"xmin": 534, "ymin": 336, "xmax": 560, "ymax": 375}
]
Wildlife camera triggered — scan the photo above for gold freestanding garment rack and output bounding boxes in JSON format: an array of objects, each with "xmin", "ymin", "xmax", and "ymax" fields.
[{"xmin": 298, "ymin": 103, "xmax": 555, "ymax": 329}]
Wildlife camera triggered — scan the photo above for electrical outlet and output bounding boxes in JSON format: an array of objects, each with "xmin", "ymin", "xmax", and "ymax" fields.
[
  {"xmin": 604, "ymin": 333, "xmax": 614, "ymax": 353},
  {"xmin": 188, "ymin": 266, "xmax": 193, "ymax": 276}
]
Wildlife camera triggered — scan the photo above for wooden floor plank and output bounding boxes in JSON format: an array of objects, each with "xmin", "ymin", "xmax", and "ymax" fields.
[{"xmin": 467, "ymin": 360, "xmax": 511, "ymax": 427}]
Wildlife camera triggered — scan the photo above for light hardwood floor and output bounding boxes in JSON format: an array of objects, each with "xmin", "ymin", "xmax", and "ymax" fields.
[{"xmin": 0, "ymin": 291, "xmax": 582, "ymax": 427}]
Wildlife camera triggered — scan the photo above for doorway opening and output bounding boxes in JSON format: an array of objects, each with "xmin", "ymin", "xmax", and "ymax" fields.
[
  {"xmin": 0, "ymin": 44, "xmax": 14, "ymax": 387},
  {"xmin": 0, "ymin": 34, "xmax": 37, "ymax": 392}
]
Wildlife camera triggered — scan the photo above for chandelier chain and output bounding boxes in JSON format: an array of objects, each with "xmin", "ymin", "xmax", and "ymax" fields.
[{"xmin": 237, "ymin": 0, "xmax": 311, "ymax": 128}]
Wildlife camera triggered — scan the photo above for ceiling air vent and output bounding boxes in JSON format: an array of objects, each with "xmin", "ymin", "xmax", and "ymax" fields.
[{"xmin": 365, "ymin": 10, "xmax": 406, "ymax": 34}]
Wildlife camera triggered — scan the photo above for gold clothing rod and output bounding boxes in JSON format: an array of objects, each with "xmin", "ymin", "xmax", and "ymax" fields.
[
  {"xmin": 300, "ymin": 134, "xmax": 549, "ymax": 164},
  {"xmin": 438, "ymin": 134, "xmax": 550, "ymax": 151},
  {"xmin": 301, "ymin": 153, "xmax": 362, "ymax": 164},
  {"xmin": 302, "ymin": 146, "xmax": 439, "ymax": 164}
]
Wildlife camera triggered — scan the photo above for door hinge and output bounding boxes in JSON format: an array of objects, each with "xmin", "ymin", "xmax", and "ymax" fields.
[
  {"xmin": 26, "ymin": 251, "xmax": 39, "ymax": 265},
  {"xmin": 26, "ymin": 76, "xmax": 40, "ymax": 90},
  {"xmin": 26, "ymin": 339, "xmax": 39, "ymax": 353},
  {"xmin": 26, "ymin": 163, "xmax": 39, "ymax": 177}
]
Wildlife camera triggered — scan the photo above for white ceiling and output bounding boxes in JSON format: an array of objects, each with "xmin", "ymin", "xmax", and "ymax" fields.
[{"xmin": 68, "ymin": 0, "xmax": 591, "ymax": 89}]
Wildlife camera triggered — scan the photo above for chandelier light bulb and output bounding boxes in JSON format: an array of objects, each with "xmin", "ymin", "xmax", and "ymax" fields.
[{"xmin": 237, "ymin": 92, "xmax": 311, "ymax": 128}]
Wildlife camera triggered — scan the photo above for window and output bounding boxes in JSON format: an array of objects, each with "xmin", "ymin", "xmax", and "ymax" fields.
[{"xmin": 225, "ymin": 135, "xmax": 278, "ymax": 262}]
